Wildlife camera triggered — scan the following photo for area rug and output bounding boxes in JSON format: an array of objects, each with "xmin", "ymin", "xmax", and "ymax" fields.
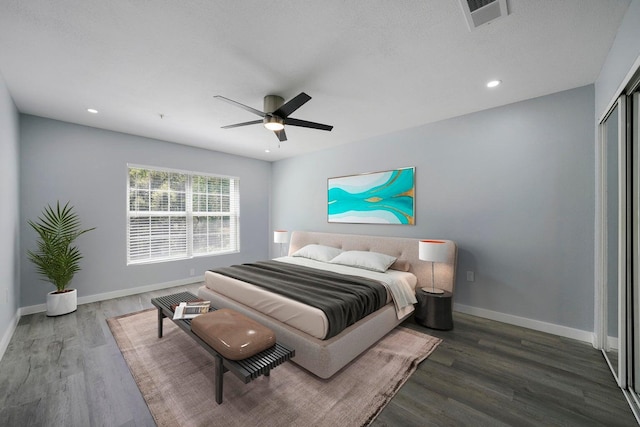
[{"xmin": 107, "ymin": 309, "xmax": 441, "ymax": 427}]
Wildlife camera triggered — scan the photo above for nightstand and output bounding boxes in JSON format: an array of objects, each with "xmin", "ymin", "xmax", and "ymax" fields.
[{"xmin": 414, "ymin": 288, "xmax": 453, "ymax": 330}]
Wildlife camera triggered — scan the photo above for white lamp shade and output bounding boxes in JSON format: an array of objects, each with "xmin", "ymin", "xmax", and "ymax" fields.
[
  {"xmin": 274, "ymin": 230, "xmax": 289, "ymax": 243},
  {"xmin": 418, "ymin": 240, "xmax": 448, "ymax": 263}
]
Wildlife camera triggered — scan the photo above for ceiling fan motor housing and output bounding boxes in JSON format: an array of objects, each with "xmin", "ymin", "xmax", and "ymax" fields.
[
  {"xmin": 263, "ymin": 95, "xmax": 285, "ymax": 130},
  {"xmin": 263, "ymin": 95, "xmax": 284, "ymax": 113}
]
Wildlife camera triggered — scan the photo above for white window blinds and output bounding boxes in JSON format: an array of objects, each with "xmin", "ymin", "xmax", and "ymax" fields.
[{"xmin": 127, "ymin": 165, "xmax": 239, "ymax": 264}]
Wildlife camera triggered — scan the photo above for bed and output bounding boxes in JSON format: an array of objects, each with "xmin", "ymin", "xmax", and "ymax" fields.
[{"xmin": 198, "ymin": 231, "xmax": 457, "ymax": 378}]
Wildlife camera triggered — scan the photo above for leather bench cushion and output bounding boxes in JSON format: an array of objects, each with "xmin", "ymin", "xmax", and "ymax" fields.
[{"xmin": 191, "ymin": 308, "xmax": 276, "ymax": 360}]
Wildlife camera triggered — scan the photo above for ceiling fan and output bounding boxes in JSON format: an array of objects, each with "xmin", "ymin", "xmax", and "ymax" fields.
[{"xmin": 214, "ymin": 92, "xmax": 333, "ymax": 142}]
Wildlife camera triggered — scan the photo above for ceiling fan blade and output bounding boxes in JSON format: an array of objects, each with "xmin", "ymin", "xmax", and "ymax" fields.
[
  {"xmin": 284, "ymin": 117, "xmax": 333, "ymax": 131},
  {"xmin": 214, "ymin": 95, "xmax": 265, "ymax": 117},
  {"xmin": 275, "ymin": 129, "xmax": 287, "ymax": 142},
  {"xmin": 221, "ymin": 119, "xmax": 263, "ymax": 129},
  {"xmin": 274, "ymin": 92, "xmax": 312, "ymax": 118}
]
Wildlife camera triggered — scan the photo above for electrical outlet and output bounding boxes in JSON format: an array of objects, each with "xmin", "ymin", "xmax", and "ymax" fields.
[
  {"xmin": 466, "ymin": 271, "xmax": 475, "ymax": 282},
  {"xmin": 189, "ymin": 268, "xmax": 195, "ymax": 276}
]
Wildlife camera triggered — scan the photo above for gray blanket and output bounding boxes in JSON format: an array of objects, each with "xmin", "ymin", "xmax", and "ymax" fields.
[{"xmin": 210, "ymin": 260, "xmax": 387, "ymax": 339}]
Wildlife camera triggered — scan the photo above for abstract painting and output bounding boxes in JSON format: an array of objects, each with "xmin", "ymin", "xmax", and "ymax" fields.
[{"xmin": 328, "ymin": 167, "xmax": 415, "ymax": 224}]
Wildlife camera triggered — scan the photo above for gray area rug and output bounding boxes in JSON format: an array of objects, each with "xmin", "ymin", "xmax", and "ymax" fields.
[{"xmin": 107, "ymin": 308, "xmax": 441, "ymax": 427}]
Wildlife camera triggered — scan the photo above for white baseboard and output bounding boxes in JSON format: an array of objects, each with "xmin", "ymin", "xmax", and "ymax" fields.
[
  {"xmin": 454, "ymin": 302, "xmax": 594, "ymax": 344},
  {"xmin": 19, "ymin": 276, "xmax": 204, "ymax": 316},
  {"xmin": 0, "ymin": 309, "xmax": 21, "ymax": 362}
]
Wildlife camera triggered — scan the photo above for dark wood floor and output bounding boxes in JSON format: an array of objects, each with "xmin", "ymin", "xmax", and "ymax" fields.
[
  {"xmin": 0, "ymin": 284, "xmax": 635, "ymax": 426},
  {"xmin": 377, "ymin": 315, "xmax": 636, "ymax": 427}
]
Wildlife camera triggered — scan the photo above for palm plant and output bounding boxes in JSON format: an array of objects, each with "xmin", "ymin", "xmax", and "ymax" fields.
[{"xmin": 27, "ymin": 201, "xmax": 95, "ymax": 293}]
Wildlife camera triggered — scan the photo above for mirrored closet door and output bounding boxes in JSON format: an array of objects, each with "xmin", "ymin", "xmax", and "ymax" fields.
[
  {"xmin": 599, "ymin": 68, "xmax": 640, "ymax": 420},
  {"xmin": 632, "ymin": 90, "xmax": 640, "ymax": 405},
  {"xmin": 601, "ymin": 97, "xmax": 625, "ymax": 385}
]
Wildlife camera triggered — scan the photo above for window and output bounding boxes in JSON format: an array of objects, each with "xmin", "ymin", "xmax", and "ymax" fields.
[{"xmin": 127, "ymin": 165, "xmax": 239, "ymax": 264}]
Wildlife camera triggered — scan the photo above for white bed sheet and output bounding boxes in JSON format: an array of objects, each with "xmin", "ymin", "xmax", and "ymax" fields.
[{"xmin": 203, "ymin": 257, "xmax": 417, "ymax": 340}]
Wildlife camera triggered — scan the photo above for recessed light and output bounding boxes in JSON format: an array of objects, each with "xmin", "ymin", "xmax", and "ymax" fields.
[
  {"xmin": 486, "ymin": 80, "xmax": 501, "ymax": 88},
  {"xmin": 87, "ymin": 108, "xmax": 98, "ymax": 114},
  {"xmin": 264, "ymin": 149, "xmax": 270, "ymax": 153}
]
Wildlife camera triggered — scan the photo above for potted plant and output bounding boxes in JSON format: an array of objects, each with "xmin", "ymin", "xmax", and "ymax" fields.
[{"xmin": 27, "ymin": 201, "xmax": 95, "ymax": 316}]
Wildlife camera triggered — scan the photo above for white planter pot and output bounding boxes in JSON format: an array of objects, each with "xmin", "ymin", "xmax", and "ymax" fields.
[{"xmin": 46, "ymin": 288, "xmax": 77, "ymax": 316}]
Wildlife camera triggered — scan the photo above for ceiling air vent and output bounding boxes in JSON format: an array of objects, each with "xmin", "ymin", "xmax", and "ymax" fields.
[{"xmin": 459, "ymin": 0, "xmax": 508, "ymax": 30}]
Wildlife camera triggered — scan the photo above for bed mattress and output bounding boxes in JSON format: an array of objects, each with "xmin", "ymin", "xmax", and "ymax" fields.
[{"xmin": 204, "ymin": 256, "xmax": 417, "ymax": 340}]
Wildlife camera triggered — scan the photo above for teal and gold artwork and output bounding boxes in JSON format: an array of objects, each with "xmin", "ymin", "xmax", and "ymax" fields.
[{"xmin": 328, "ymin": 167, "xmax": 415, "ymax": 224}]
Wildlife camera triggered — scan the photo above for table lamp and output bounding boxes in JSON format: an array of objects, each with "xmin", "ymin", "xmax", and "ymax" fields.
[
  {"xmin": 273, "ymin": 230, "xmax": 289, "ymax": 257},
  {"xmin": 419, "ymin": 239, "xmax": 448, "ymax": 294}
]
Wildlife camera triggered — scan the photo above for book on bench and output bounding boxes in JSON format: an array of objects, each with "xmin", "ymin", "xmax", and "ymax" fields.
[{"xmin": 173, "ymin": 301, "xmax": 211, "ymax": 320}]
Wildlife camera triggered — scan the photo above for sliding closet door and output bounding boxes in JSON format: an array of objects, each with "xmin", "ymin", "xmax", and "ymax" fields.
[
  {"xmin": 633, "ymin": 91, "xmax": 640, "ymax": 398},
  {"xmin": 601, "ymin": 98, "xmax": 625, "ymax": 385},
  {"xmin": 599, "ymin": 66, "xmax": 640, "ymax": 421}
]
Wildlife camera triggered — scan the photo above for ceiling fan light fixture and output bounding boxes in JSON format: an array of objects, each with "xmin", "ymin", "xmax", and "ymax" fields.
[{"xmin": 263, "ymin": 116, "xmax": 284, "ymax": 131}]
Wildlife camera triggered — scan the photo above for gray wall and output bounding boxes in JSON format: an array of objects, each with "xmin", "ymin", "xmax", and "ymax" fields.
[
  {"xmin": 272, "ymin": 85, "xmax": 595, "ymax": 332},
  {"xmin": 0, "ymin": 72, "xmax": 20, "ymax": 341},
  {"xmin": 20, "ymin": 116, "xmax": 271, "ymax": 307}
]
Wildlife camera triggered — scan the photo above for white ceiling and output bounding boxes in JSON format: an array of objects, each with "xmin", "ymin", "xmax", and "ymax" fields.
[{"xmin": 0, "ymin": 0, "xmax": 631, "ymax": 161}]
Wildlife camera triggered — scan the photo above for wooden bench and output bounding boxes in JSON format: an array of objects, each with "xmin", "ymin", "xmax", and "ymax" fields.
[{"xmin": 151, "ymin": 291, "xmax": 295, "ymax": 404}]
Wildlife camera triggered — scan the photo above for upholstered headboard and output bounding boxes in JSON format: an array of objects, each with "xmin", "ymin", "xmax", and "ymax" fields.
[{"xmin": 288, "ymin": 231, "xmax": 458, "ymax": 294}]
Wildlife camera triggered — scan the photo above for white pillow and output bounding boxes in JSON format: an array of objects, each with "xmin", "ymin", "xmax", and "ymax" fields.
[
  {"xmin": 329, "ymin": 250, "xmax": 397, "ymax": 273},
  {"xmin": 291, "ymin": 244, "xmax": 343, "ymax": 262}
]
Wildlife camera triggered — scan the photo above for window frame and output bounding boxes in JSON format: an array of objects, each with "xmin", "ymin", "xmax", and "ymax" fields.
[{"xmin": 126, "ymin": 164, "xmax": 240, "ymax": 265}]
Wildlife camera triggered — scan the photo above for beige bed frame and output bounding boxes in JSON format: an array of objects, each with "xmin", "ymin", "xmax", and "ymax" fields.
[{"xmin": 198, "ymin": 231, "xmax": 457, "ymax": 379}]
